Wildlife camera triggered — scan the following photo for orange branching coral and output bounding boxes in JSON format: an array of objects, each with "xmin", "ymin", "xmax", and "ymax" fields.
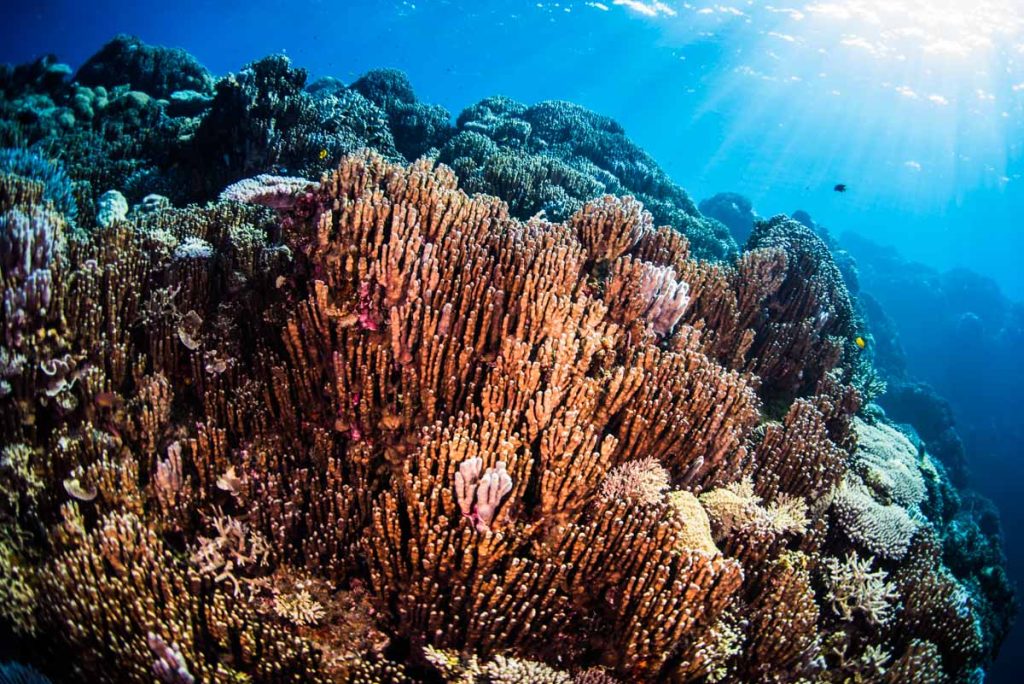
[
  {"xmin": 633, "ymin": 233, "xmax": 788, "ymax": 373},
  {"xmin": 0, "ymin": 150, "xmax": 1003, "ymax": 682},
  {"xmin": 736, "ymin": 551, "xmax": 822, "ymax": 681},
  {"xmin": 570, "ymin": 194, "xmax": 652, "ymax": 263},
  {"xmin": 548, "ymin": 500, "xmax": 743, "ymax": 677},
  {"xmin": 751, "ymin": 396, "xmax": 849, "ymax": 502},
  {"xmin": 38, "ymin": 510, "xmax": 324, "ymax": 682},
  {"xmin": 893, "ymin": 530, "xmax": 986, "ymax": 679},
  {"xmin": 615, "ymin": 341, "xmax": 759, "ymax": 490},
  {"xmin": 285, "ymin": 153, "xmax": 754, "ymax": 675},
  {"xmin": 603, "ymin": 256, "xmax": 690, "ymax": 338},
  {"xmin": 633, "ymin": 223, "xmax": 691, "ymax": 275}
]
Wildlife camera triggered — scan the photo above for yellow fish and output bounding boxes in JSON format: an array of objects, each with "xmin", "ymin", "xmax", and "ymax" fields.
[
  {"xmin": 319, "ymin": 148, "xmax": 328, "ymax": 160},
  {"xmin": 855, "ymin": 336, "xmax": 866, "ymax": 349}
]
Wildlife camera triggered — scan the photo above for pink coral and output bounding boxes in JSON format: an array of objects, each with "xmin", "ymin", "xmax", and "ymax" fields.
[{"xmin": 219, "ymin": 174, "xmax": 314, "ymax": 210}]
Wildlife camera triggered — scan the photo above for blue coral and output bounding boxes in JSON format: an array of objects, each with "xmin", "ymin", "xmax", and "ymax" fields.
[
  {"xmin": 0, "ymin": 662, "xmax": 52, "ymax": 684},
  {"xmin": 0, "ymin": 148, "xmax": 77, "ymax": 224}
]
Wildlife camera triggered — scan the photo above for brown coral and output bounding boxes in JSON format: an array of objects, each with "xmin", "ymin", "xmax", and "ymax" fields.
[{"xmin": 0, "ymin": 150, "xmax": 1001, "ymax": 683}]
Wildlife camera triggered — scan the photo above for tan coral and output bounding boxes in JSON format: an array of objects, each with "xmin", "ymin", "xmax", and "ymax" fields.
[{"xmin": 667, "ymin": 490, "xmax": 719, "ymax": 555}]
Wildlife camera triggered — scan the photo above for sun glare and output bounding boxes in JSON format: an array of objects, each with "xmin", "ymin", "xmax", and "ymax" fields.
[{"xmin": 802, "ymin": 0, "xmax": 1024, "ymax": 68}]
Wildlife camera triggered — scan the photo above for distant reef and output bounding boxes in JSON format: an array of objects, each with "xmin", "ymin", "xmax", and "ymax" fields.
[{"xmin": 0, "ymin": 35, "xmax": 1015, "ymax": 683}]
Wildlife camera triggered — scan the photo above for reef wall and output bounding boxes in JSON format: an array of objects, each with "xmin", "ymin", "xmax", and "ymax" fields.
[{"xmin": 0, "ymin": 35, "xmax": 1015, "ymax": 683}]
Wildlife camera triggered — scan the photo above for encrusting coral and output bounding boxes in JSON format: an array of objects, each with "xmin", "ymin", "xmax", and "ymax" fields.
[{"xmin": 0, "ymin": 37, "xmax": 1015, "ymax": 684}]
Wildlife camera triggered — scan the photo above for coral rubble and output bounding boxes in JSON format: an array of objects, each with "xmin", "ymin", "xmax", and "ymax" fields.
[{"xmin": 0, "ymin": 36, "xmax": 1015, "ymax": 684}]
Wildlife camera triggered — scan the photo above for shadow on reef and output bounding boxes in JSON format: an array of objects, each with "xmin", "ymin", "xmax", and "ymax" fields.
[{"xmin": 0, "ymin": 34, "xmax": 1016, "ymax": 683}]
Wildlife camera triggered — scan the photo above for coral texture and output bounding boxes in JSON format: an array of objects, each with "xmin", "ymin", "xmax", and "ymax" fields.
[{"xmin": 0, "ymin": 38, "xmax": 1015, "ymax": 684}]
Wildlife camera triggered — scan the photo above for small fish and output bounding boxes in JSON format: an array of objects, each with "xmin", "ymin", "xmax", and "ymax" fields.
[
  {"xmin": 94, "ymin": 391, "xmax": 123, "ymax": 408},
  {"xmin": 319, "ymin": 148, "xmax": 328, "ymax": 160},
  {"xmin": 834, "ymin": 183, "xmax": 847, "ymax": 193},
  {"xmin": 855, "ymin": 336, "xmax": 866, "ymax": 349}
]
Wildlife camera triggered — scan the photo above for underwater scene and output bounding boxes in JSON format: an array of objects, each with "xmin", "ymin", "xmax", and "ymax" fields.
[{"xmin": 1, "ymin": 0, "xmax": 1022, "ymax": 682}]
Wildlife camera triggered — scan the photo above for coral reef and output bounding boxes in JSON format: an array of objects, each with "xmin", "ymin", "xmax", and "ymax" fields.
[
  {"xmin": 350, "ymin": 68, "xmax": 454, "ymax": 161},
  {"xmin": 439, "ymin": 98, "xmax": 737, "ymax": 259},
  {"xmin": 844, "ymin": 231, "xmax": 1023, "ymax": 487},
  {"xmin": 187, "ymin": 54, "xmax": 399, "ymax": 199},
  {"xmin": 0, "ymin": 37, "xmax": 1015, "ymax": 684},
  {"xmin": 698, "ymin": 191, "xmax": 758, "ymax": 244},
  {"xmin": 75, "ymin": 34, "xmax": 215, "ymax": 99}
]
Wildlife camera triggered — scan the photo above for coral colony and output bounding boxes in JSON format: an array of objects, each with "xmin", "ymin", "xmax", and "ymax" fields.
[{"xmin": 0, "ymin": 35, "xmax": 1015, "ymax": 683}]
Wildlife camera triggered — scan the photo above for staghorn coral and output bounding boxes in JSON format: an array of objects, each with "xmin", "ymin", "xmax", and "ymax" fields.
[
  {"xmin": 147, "ymin": 632, "xmax": 196, "ymax": 684},
  {"xmin": 821, "ymin": 551, "xmax": 900, "ymax": 625},
  {"xmin": 0, "ymin": 73, "xmax": 1013, "ymax": 684},
  {"xmin": 272, "ymin": 588, "xmax": 327, "ymax": 627}
]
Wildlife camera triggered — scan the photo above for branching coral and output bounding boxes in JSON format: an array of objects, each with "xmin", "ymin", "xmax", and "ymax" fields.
[
  {"xmin": 821, "ymin": 551, "xmax": 900, "ymax": 625},
  {"xmin": 0, "ymin": 102, "xmax": 1010, "ymax": 684},
  {"xmin": 745, "ymin": 215, "xmax": 861, "ymax": 402},
  {"xmin": 0, "ymin": 31, "xmax": 1012, "ymax": 682},
  {"xmin": 600, "ymin": 457, "xmax": 670, "ymax": 506},
  {"xmin": 893, "ymin": 531, "xmax": 987, "ymax": 678},
  {"xmin": 700, "ymin": 478, "xmax": 809, "ymax": 541},
  {"xmin": 831, "ymin": 477, "xmax": 921, "ymax": 560},
  {"xmin": 736, "ymin": 551, "xmax": 822, "ymax": 680},
  {"xmin": 424, "ymin": 646, "xmax": 576, "ymax": 683}
]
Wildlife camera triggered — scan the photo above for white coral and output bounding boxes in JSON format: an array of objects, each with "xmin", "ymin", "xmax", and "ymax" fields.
[
  {"xmin": 831, "ymin": 477, "xmax": 920, "ymax": 560},
  {"xmin": 853, "ymin": 418, "xmax": 927, "ymax": 513},
  {"xmin": 822, "ymin": 551, "xmax": 900, "ymax": 625},
  {"xmin": 600, "ymin": 457, "xmax": 670, "ymax": 506}
]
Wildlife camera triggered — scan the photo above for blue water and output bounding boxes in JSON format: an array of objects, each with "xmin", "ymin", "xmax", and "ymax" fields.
[
  {"xmin": 4, "ymin": 0, "xmax": 1023, "ymax": 680},
  {"xmin": 8, "ymin": 0, "xmax": 1024, "ymax": 297}
]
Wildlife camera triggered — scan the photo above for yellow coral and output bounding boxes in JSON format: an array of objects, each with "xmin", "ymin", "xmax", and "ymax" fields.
[
  {"xmin": 667, "ymin": 490, "xmax": 719, "ymax": 554},
  {"xmin": 273, "ymin": 589, "xmax": 325, "ymax": 626}
]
